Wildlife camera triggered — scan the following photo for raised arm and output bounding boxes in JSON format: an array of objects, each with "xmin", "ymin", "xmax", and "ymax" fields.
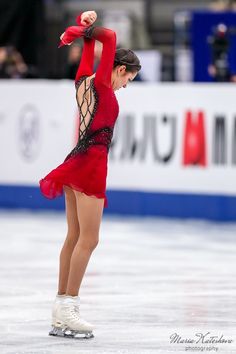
[
  {"xmin": 59, "ymin": 12, "xmax": 96, "ymax": 82},
  {"xmin": 75, "ymin": 37, "xmax": 95, "ymax": 82},
  {"xmin": 85, "ymin": 27, "xmax": 116, "ymax": 87},
  {"xmin": 59, "ymin": 11, "xmax": 116, "ymax": 87}
]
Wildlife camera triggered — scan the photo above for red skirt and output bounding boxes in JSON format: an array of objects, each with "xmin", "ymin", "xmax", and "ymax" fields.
[{"xmin": 39, "ymin": 146, "xmax": 108, "ymax": 207}]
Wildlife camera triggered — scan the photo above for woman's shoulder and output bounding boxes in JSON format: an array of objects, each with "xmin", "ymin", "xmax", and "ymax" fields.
[{"xmin": 75, "ymin": 73, "xmax": 95, "ymax": 89}]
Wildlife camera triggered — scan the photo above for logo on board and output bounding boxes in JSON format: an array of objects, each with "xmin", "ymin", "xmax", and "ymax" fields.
[{"xmin": 18, "ymin": 104, "xmax": 41, "ymax": 161}]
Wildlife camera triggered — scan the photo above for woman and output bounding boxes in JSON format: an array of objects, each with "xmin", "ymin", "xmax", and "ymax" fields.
[{"xmin": 40, "ymin": 10, "xmax": 141, "ymax": 339}]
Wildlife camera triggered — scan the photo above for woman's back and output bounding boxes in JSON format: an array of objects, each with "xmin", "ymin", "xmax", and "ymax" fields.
[{"xmin": 76, "ymin": 74, "xmax": 97, "ymax": 142}]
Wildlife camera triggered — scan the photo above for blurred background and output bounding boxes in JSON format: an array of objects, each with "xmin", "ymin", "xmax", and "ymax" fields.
[
  {"xmin": 1, "ymin": 0, "xmax": 236, "ymax": 221},
  {"xmin": 1, "ymin": 4, "xmax": 236, "ymax": 353}
]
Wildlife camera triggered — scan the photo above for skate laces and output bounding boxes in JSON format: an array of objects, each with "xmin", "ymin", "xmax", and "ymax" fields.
[
  {"xmin": 63, "ymin": 304, "xmax": 88, "ymax": 325},
  {"xmin": 74, "ymin": 303, "xmax": 80, "ymax": 314}
]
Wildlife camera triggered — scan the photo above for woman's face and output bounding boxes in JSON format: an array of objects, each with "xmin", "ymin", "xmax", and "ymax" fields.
[{"xmin": 112, "ymin": 65, "xmax": 137, "ymax": 91}]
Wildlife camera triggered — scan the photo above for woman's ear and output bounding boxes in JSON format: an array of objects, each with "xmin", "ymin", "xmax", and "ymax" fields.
[
  {"xmin": 117, "ymin": 65, "xmax": 126, "ymax": 75},
  {"xmin": 120, "ymin": 65, "xmax": 126, "ymax": 73}
]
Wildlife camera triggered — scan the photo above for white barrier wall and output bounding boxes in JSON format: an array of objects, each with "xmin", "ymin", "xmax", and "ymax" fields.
[
  {"xmin": 0, "ymin": 80, "xmax": 76, "ymax": 184},
  {"xmin": 112, "ymin": 83, "xmax": 236, "ymax": 195},
  {"xmin": 0, "ymin": 80, "xmax": 236, "ymax": 220}
]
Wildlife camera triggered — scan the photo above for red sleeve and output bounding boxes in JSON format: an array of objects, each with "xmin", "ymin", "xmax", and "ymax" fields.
[
  {"xmin": 59, "ymin": 15, "xmax": 116, "ymax": 86},
  {"xmin": 74, "ymin": 14, "xmax": 95, "ymax": 81},
  {"xmin": 59, "ymin": 15, "xmax": 95, "ymax": 82},
  {"xmin": 89, "ymin": 27, "xmax": 116, "ymax": 87},
  {"xmin": 75, "ymin": 38, "xmax": 95, "ymax": 81}
]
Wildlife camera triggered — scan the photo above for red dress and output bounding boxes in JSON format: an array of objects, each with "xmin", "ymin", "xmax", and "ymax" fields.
[{"xmin": 39, "ymin": 15, "xmax": 119, "ymax": 207}]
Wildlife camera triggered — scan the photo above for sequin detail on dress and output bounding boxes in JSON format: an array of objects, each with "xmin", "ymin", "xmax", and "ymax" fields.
[
  {"xmin": 76, "ymin": 76, "xmax": 98, "ymax": 141},
  {"xmin": 65, "ymin": 76, "xmax": 113, "ymax": 161}
]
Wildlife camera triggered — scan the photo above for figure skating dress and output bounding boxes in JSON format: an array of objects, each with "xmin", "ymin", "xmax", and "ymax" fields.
[{"xmin": 39, "ymin": 15, "xmax": 119, "ymax": 207}]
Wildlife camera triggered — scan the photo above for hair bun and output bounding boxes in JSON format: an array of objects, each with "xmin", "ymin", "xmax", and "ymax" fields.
[{"xmin": 114, "ymin": 48, "xmax": 141, "ymax": 72}]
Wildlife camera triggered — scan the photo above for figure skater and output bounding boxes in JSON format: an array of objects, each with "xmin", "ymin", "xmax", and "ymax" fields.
[{"xmin": 39, "ymin": 10, "xmax": 141, "ymax": 339}]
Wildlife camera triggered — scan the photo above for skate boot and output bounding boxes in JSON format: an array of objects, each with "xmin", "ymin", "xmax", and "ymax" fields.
[
  {"xmin": 51, "ymin": 294, "xmax": 82, "ymax": 329},
  {"xmin": 49, "ymin": 295, "xmax": 94, "ymax": 339},
  {"xmin": 51, "ymin": 294, "xmax": 66, "ymax": 328}
]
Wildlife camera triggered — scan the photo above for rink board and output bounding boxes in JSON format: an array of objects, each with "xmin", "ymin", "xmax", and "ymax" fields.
[
  {"xmin": 0, "ymin": 80, "xmax": 236, "ymax": 220},
  {"xmin": 1, "ymin": 185, "xmax": 236, "ymax": 221}
]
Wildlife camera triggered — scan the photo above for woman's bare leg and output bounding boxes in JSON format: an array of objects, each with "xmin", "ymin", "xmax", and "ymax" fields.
[
  {"xmin": 66, "ymin": 192, "xmax": 104, "ymax": 296},
  {"xmin": 57, "ymin": 186, "xmax": 80, "ymax": 295}
]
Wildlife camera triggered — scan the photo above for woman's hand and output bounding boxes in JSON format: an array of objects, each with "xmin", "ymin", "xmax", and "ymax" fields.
[
  {"xmin": 58, "ymin": 11, "xmax": 97, "ymax": 47},
  {"xmin": 60, "ymin": 31, "xmax": 73, "ymax": 46},
  {"xmin": 81, "ymin": 11, "xmax": 97, "ymax": 26}
]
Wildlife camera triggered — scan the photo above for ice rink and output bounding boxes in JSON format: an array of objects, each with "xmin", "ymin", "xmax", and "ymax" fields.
[{"xmin": 0, "ymin": 210, "xmax": 235, "ymax": 354}]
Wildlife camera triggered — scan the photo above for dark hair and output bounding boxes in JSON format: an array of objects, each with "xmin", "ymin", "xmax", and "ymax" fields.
[{"xmin": 114, "ymin": 48, "xmax": 141, "ymax": 73}]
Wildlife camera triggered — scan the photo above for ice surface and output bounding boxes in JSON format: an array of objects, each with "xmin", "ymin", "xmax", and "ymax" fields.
[{"xmin": 0, "ymin": 211, "xmax": 235, "ymax": 354}]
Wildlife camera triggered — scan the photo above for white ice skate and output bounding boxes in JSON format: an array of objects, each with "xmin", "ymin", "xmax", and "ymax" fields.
[
  {"xmin": 49, "ymin": 296, "xmax": 94, "ymax": 339},
  {"xmin": 51, "ymin": 294, "xmax": 65, "ymax": 328}
]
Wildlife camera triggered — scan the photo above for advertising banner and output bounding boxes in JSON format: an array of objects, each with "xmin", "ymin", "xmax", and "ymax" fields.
[
  {"xmin": 0, "ymin": 81, "xmax": 236, "ymax": 219},
  {"xmin": 112, "ymin": 83, "xmax": 236, "ymax": 196}
]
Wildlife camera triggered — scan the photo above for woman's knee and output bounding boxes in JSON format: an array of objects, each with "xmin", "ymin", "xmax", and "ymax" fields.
[
  {"xmin": 64, "ymin": 234, "xmax": 79, "ymax": 249},
  {"xmin": 67, "ymin": 224, "xmax": 80, "ymax": 239},
  {"xmin": 78, "ymin": 232, "xmax": 99, "ymax": 252}
]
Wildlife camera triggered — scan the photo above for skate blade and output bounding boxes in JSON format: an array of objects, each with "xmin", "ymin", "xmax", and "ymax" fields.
[{"xmin": 49, "ymin": 326, "xmax": 94, "ymax": 339}]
